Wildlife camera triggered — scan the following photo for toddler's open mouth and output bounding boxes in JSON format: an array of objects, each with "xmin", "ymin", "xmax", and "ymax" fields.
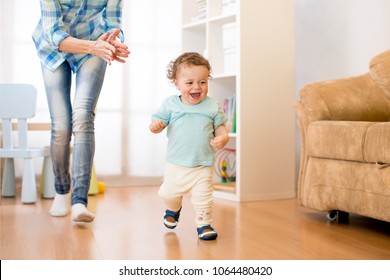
[{"xmin": 190, "ymin": 92, "xmax": 201, "ymax": 99}]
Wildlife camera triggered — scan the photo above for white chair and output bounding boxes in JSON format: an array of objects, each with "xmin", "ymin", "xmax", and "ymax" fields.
[{"xmin": 0, "ymin": 83, "xmax": 51, "ymax": 203}]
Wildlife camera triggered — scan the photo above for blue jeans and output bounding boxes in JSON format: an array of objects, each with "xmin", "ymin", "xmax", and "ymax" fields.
[{"xmin": 41, "ymin": 56, "xmax": 107, "ymax": 206}]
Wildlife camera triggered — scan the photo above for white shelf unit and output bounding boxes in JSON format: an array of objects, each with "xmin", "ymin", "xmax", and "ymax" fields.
[{"xmin": 181, "ymin": 0, "xmax": 296, "ymax": 202}]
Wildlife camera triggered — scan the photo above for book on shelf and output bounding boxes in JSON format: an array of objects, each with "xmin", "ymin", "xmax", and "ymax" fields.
[
  {"xmin": 192, "ymin": 0, "xmax": 206, "ymax": 21},
  {"xmin": 222, "ymin": 0, "xmax": 237, "ymax": 15},
  {"xmin": 223, "ymin": 95, "xmax": 236, "ymax": 133}
]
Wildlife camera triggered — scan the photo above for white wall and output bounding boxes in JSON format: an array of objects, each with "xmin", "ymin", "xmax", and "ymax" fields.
[
  {"xmin": 294, "ymin": 0, "xmax": 390, "ymax": 184},
  {"xmin": 295, "ymin": 0, "xmax": 390, "ymax": 91}
]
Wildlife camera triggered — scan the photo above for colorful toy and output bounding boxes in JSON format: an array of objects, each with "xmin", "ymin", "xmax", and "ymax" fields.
[
  {"xmin": 215, "ymin": 148, "xmax": 236, "ymax": 183},
  {"xmin": 98, "ymin": 181, "xmax": 106, "ymax": 193},
  {"xmin": 89, "ymin": 164, "xmax": 106, "ymax": 195},
  {"xmin": 221, "ymin": 159, "xmax": 228, "ymax": 183}
]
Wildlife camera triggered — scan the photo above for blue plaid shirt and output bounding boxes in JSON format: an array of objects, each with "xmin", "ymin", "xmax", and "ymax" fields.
[{"xmin": 32, "ymin": 0, "xmax": 124, "ymax": 73}]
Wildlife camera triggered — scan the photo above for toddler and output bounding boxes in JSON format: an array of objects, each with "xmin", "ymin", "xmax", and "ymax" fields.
[{"xmin": 149, "ymin": 52, "xmax": 229, "ymax": 240}]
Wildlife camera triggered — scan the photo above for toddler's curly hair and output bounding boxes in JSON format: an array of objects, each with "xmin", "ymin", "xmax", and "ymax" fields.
[{"xmin": 167, "ymin": 52, "xmax": 212, "ymax": 81}]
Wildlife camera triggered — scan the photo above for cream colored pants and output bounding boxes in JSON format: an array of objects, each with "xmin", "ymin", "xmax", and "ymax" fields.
[{"xmin": 158, "ymin": 162, "xmax": 214, "ymax": 227}]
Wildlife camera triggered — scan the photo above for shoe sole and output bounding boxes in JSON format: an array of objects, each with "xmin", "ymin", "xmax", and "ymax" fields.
[{"xmin": 163, "ymin": 219, "xmax": 177, "ymax": 229}]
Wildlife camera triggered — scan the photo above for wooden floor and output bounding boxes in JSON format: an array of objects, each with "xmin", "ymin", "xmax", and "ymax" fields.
[{"xmin": 1, "ymin": 185, "xmax": 389, "ymax": 260}]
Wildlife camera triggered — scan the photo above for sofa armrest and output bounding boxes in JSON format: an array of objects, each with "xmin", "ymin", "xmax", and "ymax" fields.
[
  {"xmin": 370, "ymin": 49, "xmax": 390, "ymax": 101},
  {"xmin": 298, "ymin": 74, "xmax": 390, "ymax": 123}
]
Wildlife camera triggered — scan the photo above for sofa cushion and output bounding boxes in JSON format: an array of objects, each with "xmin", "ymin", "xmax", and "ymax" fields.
[
  {"xmin": 306, "ymin": 121, "xmax": 390, "ymax": 164},
  {"xmin": 369, "ymin": 49, "xmax": 390, "ymax": 100},
  {"xmin": 364, "ymin": 122, "xmax": 390, "ymax": 163}
]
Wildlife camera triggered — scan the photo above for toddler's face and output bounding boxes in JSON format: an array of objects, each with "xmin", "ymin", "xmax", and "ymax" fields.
[{"xmin": 174, "ymin": 64, "xmax": 209, "ymax": 105}]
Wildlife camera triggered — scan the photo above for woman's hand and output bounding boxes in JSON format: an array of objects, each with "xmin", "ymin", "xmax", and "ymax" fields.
[
  {"xmin": 101, "ymin": 29, "xmax": 131, "ymax": 63},
  {"xmin": 58, "ymin": 29, "xmax": 130, "ymax": 65},
  {"xmin": 58, "ymin": 35, "xmax": 116, "ymax": 65},
  {"xmin": 89, "ymin": 34, "xmax": 118, "ymax": 64}
]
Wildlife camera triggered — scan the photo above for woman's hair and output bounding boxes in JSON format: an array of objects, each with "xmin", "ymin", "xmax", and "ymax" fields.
[{"xmin": 167, "ymin": 52, "xmax": 212, "ymax": 81}]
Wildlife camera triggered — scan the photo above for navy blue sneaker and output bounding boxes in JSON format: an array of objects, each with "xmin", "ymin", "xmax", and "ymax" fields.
[
  {"xmin": 197, "ymin": 225, "xmax": 218, "ymax": 240},
  {"xmin": 163, "ymin": 208, "xmax": 181, "ymax": 229}
]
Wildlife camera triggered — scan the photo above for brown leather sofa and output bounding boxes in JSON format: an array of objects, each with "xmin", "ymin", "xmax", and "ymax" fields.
[{"xmin": 294, "ymin": 50, "xmax": 390, "ymax": 223}]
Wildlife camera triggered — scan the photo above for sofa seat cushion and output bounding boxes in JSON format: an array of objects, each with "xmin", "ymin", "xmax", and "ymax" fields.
[{"xmin": 306, "ymin": 121, "xmax": 390, "ymax": 164}]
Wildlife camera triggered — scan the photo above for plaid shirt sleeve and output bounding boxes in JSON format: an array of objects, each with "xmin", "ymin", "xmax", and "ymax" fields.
[
  {"xmin": 106, "ymin": 0, "xmax": 125, "ymax": 42},
  {"xmin": 39, "ymin": 0, "xmax": 69, "ymax": 50},
  {"xmin": 32, "ymin": 0, "xmax": 124, "ymax": 72}
]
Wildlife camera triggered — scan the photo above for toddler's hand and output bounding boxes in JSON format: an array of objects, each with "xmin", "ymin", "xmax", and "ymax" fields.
[
  {"xmin": 210, "ymin": 135, "xmax": 229, "ymax": 149},
  {"xmin": 149, "ymin": 120, "xmax": 165, "ymax": 133}
]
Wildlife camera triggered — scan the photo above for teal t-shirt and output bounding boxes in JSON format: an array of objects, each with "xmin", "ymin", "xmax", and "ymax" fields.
[{"xmin": 152, "ymin": 95, "xmax": 228, "ymax": 167}]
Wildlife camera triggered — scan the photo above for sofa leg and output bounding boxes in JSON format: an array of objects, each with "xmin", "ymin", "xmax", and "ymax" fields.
[
  {"xmin": 327, "ymin": 210, "xmax": 338, "ymax": 221},
  {"xmin": 338, "ymin": 211, "xmax": 349, "ymax": 223},
  {"xmin": 327, "ymin": 210, "xmax": 349, "ymax": 223}
]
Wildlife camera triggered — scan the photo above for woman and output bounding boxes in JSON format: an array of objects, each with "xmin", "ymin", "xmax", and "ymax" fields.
[{"xmin": 32, "ymin": 0, "xmax": 130, "ymax": 222}]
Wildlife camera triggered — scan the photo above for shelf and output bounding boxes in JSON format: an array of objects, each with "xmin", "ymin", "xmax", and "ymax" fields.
[
  {"xmin": 182, "ymin": 20, "xmax": 207, "ymax": 30},
  {"xmin": 213, "ymin": 181, "xmax": 236, "ymax": 193},
  {"xmin": 181, "ymin": 0, "xmax": 296, "ymax": 202},
  {"xmin": 208, "ymin": 14, "xmax": 236, "ymax": 24},
  {"xmin": 212, "ymin": 73, "xmax": 236, "ymax": 79},
  {"xmin": 213, "ymin": 188, "xmax": 239, "ymax": 202},
  {"xmin": 184, "ymin": 13, "xmax": 235, "ymax": 28},
  {"xmin": 182, "ymin": 0, "xmax": 238, "ymax": 200}
]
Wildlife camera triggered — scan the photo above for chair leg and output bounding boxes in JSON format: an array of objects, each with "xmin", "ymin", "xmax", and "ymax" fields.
[
  {"xmin": 2, "ymin": 158, "xmax": 16, "ymax": 197},
  {"xmin": 21, "ymin": 158, "xmax": 37, "ymax": 203},
  {"xmin": 41, "ymin": 154, "xmax": 55, "ymax": 198}
]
